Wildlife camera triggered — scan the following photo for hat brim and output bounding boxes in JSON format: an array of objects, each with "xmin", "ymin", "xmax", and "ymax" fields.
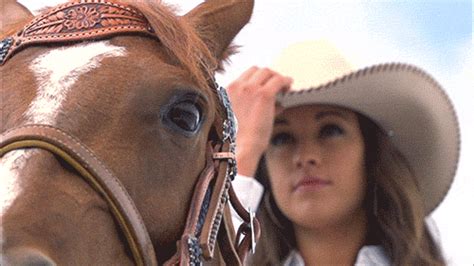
[{"xmin": 277, "ymin": 63, "xmax": 460, "ymax": 214}]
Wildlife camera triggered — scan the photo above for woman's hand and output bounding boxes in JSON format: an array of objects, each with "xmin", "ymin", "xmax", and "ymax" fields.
[{"xmin": 226, "ymin": 66, "xmax": 293, "ymax": 177}]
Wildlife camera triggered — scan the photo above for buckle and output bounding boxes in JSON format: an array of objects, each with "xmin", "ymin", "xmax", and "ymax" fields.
[{"xmin": 249, "ymin": 207, "xmax": 256, "ymax": 254}]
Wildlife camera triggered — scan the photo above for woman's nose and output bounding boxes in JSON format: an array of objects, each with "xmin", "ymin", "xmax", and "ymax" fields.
[{"xmin": 293, "ymin": 143, "xmax": 320, "ymax": 168}]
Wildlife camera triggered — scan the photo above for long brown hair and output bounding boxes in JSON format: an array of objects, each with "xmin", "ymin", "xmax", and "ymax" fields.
[{"xmin": 249, "ymin": 113, "xmax": 445, "ymax": 266}]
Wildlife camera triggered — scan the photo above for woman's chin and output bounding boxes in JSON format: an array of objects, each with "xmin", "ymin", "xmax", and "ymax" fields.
[{"xmin": 284, "ymin": 204, "xmax": 339, "ymax": 230}]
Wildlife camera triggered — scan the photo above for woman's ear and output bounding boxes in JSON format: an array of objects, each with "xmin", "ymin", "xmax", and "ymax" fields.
[{"xmin": 183, "ymin": 0, "xmax": 254, "ymax": 62}]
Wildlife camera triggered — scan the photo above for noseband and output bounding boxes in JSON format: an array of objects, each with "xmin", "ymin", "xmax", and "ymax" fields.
[{"xmin": 0, "ymin": 1, "xmax": 259, "ymax": 265}]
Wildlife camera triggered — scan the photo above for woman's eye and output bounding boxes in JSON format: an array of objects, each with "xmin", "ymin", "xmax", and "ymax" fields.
[
  {"xmin": 270, "ymin": 132, "xmax": 294, "ymax": 146},
  {"xmin": 166, "ymin": 101, "xmax": 202, "ymax": 133},
  {"xmin": 319, "ymin": 124, "xmax": 344, "ymax": 138}
]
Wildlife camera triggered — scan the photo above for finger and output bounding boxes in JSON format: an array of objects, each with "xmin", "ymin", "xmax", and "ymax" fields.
[
  {"xmin": 281, "ymin": 77, "xmax": 292, "ymax": 93},
  {"xmin": 237, "ymin": 66, "xmax": 259, "ymax": 82},
  {"xmin": 261, "ymin": 75, "xmax": 293, "ymax": 96},
  {"xmin": 247, "ymin": 67, "xmax": 275, "ymax": 87},
  {"xmin": 227, "ymin": 66, "xmax": 259, "ymax": 91}
]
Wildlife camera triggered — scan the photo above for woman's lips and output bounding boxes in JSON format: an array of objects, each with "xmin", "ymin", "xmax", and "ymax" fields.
[{"xmin": 293, "ymin": 176, "xmax": 332, "ymax": 191}]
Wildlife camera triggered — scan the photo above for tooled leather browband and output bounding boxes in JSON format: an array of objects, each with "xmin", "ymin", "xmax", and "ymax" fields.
[{"xmin": 0, "ymin": 0, "xmax": 155, "ymax": 65}]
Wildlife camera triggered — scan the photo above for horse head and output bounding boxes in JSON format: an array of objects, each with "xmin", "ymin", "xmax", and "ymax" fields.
[{"xmin": 0, "ymin": 0, "xmax": 256, "ymax": 265}]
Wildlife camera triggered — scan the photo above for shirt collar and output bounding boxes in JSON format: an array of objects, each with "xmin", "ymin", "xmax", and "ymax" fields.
[{"xmin": 283, "ymin": 245, "xmax": 389, "ymax": 266}]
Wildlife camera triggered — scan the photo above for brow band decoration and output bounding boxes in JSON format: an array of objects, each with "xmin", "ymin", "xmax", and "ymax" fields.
[{"xmin": 1, "ymin": 0, "xmax": 155, "ymax": 65}]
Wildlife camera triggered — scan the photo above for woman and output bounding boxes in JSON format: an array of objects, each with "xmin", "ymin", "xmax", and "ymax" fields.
[{"xmin": 227, "ymin": 40, "xmax": 459, "ymax": 265}]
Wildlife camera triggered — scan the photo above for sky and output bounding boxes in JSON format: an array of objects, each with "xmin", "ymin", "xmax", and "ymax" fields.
[{"xmin": 21, "ymin": 0, "xmax": 473, "ymax": 264}]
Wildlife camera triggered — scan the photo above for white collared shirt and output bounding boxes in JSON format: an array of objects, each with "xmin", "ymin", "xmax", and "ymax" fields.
[{"xmin": 283, "ymin": 246, "xmax": 390, "ymax": 266}]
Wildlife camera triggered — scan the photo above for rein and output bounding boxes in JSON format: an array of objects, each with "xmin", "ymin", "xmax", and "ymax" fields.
[{"xmin": 0, "ymin": 0, "xmax": 259, "ymax": 265}]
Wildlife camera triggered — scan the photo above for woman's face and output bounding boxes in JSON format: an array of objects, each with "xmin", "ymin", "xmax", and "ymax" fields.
[{"xmin": 265, "ymin": 105, "xmax": 367, "ymax": 229}]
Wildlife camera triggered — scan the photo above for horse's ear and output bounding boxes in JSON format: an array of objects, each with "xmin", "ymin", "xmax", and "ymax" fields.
[
  {"xmin": 1, "ymin": 0, "xmax": 33, "ymax": 35},
  {"xmin": 183, "ymin": 0, "xmax": 254, "ymax": 61}
]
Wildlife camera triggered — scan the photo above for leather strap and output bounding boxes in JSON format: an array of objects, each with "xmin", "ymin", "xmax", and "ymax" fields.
[
  {"xmin": 217, "ymin": 205, "xmax": 243, "ymax": 265},
  {"xmin": 0, "ymin": 125, "xmax": 157, "ymax": 266},
  {"xmin": 1, "ymin": 0, "xmax": 155, "ymax": 65},
  {"xmin": 164, "ymin": 140, "xmax": 259, "ymax": 265},
  {"xmin": 163, "ymin": 144, "xmax": 216, "ymax": 265},
  {"xmin": 198, "ymin": 144, "xmax": 232, "ymax": 259},
  {"xmin": 164, "ymin": 142, "xmax": 241, "ymax": 265}
]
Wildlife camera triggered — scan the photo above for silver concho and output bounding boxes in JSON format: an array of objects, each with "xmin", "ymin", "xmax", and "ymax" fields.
[{"xmin": 0, "ymin": 38, "xmax": 13, "ymax": 64}]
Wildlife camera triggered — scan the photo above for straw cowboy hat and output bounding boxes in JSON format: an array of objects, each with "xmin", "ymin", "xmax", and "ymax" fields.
[{"xmin": 272, "ymin": 39, "xmax": 460, "ymax": 214}]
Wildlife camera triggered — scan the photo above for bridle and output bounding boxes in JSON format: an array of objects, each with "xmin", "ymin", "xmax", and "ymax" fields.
[{"xmin": 0, "ymin": 1, "xmax": 260, "ymax": 265}]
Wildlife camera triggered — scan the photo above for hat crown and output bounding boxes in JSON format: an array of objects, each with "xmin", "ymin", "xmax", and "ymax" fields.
[{"xmin": 272, "ymin": 40, "xmax": 354, "ymax": 91}]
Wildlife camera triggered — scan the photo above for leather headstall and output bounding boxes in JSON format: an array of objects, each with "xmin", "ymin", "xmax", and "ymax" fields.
[
  {"xmin": 0, "ymin": 0, "xmax": 260, "ymax": 265},
  {"xmin": 163, "ymin": 86, "xmax": 261, "ymax": 265}
]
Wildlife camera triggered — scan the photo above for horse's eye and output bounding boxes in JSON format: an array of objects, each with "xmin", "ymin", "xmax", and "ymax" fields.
[{"xmin": 166, "ymin": 101, "xmax": 202, "ymax": 134}]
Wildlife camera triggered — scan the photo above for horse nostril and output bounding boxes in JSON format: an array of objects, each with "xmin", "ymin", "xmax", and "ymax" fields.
[{"xmin": 3, "ymin": 248, "xmax": 56, "ymax": 266}]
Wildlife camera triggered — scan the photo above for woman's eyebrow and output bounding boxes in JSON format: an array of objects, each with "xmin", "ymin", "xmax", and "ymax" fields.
[
  {"xmin": 274, "ymin": 117, "xmax": 289, "ymax": 125},
  {"xmin": 315, "ymin": 110, "xmax": 350, "ymax": 121}
]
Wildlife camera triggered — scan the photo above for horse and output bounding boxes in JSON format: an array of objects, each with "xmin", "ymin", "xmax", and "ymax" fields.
[
  {"xmin": 0, "ymin": 0, "xmax": 258, "ymax": 265},
  {"xmin": 0, "ymin": 0, "xmax": 33, "ymax": 36}
]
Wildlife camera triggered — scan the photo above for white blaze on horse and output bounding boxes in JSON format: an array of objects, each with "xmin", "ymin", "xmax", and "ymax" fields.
[{"xmin": 0, "ymin": 0, "xmax": 258, "ymax": 265}]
